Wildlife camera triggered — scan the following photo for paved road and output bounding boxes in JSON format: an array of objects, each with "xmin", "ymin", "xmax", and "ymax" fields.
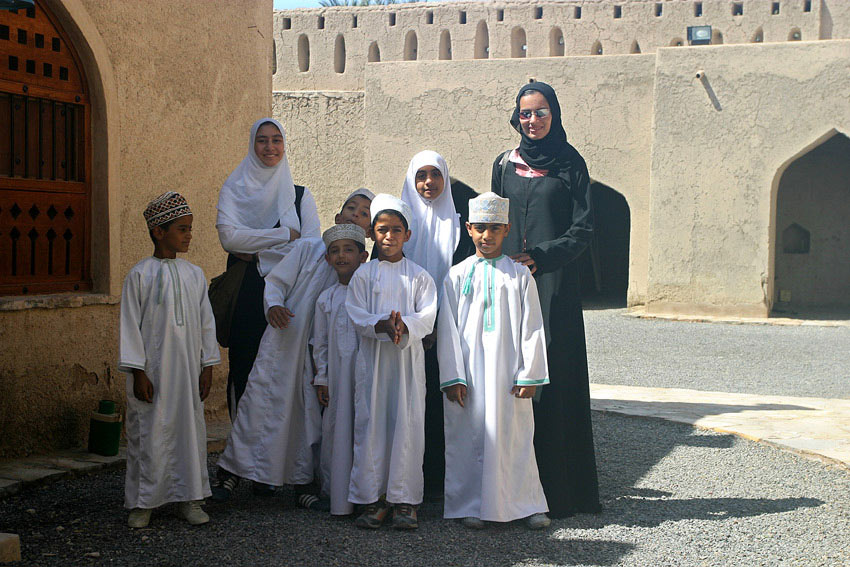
[
  {"xmin": 2, "ymin": 412, "xmax": 848, "ymax": 566},
  {"xmin": 584, "ymin": 308, "xmax": 850, "ymax": 400}
]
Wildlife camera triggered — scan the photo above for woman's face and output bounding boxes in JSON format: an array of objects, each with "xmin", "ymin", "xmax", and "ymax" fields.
[
  {"xmin": 415, "ymin": 165, "xmax": 444, "ymax": 200},
  {"xmin": 254, "ymin": 123, "xmax": 285, "ymax": 167},
  {"xmin": 518, "ymin": 91, "xmax": 552, "ymax": 140}
]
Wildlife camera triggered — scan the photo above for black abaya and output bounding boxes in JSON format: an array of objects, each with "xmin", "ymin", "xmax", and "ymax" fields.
[{"xmin": 491, "ymin": 155, "xmax": 601, "ymax": 517}]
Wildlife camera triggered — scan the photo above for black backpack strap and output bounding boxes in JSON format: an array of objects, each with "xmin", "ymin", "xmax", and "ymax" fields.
[
  {"xmin": 294, "ymin": 184, "xmax": 305, "ymax": 223},
  {"xmin": 497, "ymin": 150, "xmax": 511, "ymax": 196}
]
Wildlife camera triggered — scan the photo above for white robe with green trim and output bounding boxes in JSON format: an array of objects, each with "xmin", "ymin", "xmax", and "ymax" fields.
[
  {"xmin": 437, "ymin": 254, "xmax": 549, "ymax": 521},
  {"xmin": 119, "ymin": 257, "xmax": 221, "ymax": 509},
  {"xmin": 345, "ymin": 258, "xmax": 437, "ymax": 506}
]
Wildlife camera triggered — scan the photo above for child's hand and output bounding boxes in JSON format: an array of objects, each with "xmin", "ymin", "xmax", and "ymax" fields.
[
  {"xmin": 392, "ymin": 311, "xmax": 408, "ymax": 342},
  {"xmin": 375, "ymin": 312, "xmax": 400, "ymax": 343},
  {"xmin": 132, "ymin": 370, "xmax": 154, "ymax": 403},
  {"xmin": 315, "ymin": 385, "xmax": 329, "ymax": 407},
  {"xmin": 445, "ymin": 384, "xmax": 467, "ymax": 407},
  {"xmin": 268, "ymin": 305, "xmax": 295, "ymax": 329},
  {"xmin": 511, "ymin": 385, "xmax": 536, "ymax": 399},
  {"xmin": 422, "ymin": 329, "xmax": 437, "ymax": 351},
  {"xmin": 199, "ymin": 366, "xmax": 212, "ymax": 402}
]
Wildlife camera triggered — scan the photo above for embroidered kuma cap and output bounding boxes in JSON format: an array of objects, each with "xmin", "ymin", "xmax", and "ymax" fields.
[
  {"xmin": 344, "ymin": 187, "xmax": 375, "ymax": 204},
  {"xmin": 323, "ymin": 223, "xmax": 366, "ymax": 249},
  {"xmin": 468, "ymin": 192, "xmax": 510, "ymax": 225},
  {"xmin": 143, "ymin": 191, "xmax": 192, "ymax": 230},
  {"xmin": 370, "ymin": 193, "xmax": 413, "ymax": 228}
]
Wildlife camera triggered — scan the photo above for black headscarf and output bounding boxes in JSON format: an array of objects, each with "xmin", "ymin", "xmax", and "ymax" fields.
[{"xmin": 510, "ymin": 82, "xmax": 579, "ymax": 171}]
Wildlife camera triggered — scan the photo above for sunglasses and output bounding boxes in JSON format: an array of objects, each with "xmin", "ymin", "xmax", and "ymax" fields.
[{"xmin": 518, "ymin": 108, "xmax": 551, "ymax": 119}]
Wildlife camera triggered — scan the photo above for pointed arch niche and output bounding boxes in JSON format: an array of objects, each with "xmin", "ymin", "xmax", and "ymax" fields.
[
  {"xmin": 511, "ymin": 27, "xmax": 527, "ymax": 58},
  {"xmin": 404, "ymin": 30, "xmax": 418, "ymax": 60},
  {"xmin": 367, "ymin": 41, "xmax": 380, "ymax": 62},
  {"xmin": 771, "ymin": 131, "xmax": 850, "ymax": 314},
  {"xmin": 0, "ymin": 0, "xmax": 114, "ymax": 295},
  {"xmin": 439, "ymin": 29, "xmax": 452, "ymax": 60},
  {"xmin": 578, "ymin": 182, "xmax": 631, "ymax": 306},
  {"xmin": 474, "ymin": 20, "xmax": 489, "ymax": 59},
  {"xmin": 549, "ymin": 27, "xmax": 564, "ymax": 56}
]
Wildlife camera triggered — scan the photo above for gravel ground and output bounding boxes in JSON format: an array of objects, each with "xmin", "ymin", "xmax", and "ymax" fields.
[
  {"xmin": 2, "ymin": 412, "xmax": 848, "ymax": 567},
  {"xmin": 584, "ymin": 308, "xmax": 850, "ymax": 399}
]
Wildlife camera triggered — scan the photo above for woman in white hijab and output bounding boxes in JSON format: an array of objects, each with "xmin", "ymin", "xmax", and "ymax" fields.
[
  {"xmin": 400, "ymin": 150, "xmax": 477, "ymax": 498},
  {"xmin": 216, "ymin": 118, "xmax": 321, "ymax": 420}
]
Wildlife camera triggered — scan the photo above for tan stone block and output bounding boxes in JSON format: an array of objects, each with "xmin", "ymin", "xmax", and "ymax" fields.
[{"xmin": 0, "ymin": 533, "xmax": 21, "ymax": 563}]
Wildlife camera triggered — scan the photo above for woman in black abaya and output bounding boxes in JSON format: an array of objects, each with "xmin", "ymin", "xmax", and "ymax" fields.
[{"xmin": 490, "ymin": 82, "xmax": 600, "ymax": 517}]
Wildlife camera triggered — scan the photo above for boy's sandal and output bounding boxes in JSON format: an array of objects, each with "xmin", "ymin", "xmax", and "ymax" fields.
[{"xmin": 298, "ymin": 493, "xmax": 331, "ymax": 512}]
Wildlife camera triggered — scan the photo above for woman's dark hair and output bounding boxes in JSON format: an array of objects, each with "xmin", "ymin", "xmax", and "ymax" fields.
[
  {"xmin": 371, "ymin": 209, "xmax": 409, "ymax": 230},
  {"xmin": 520, "ymin": 88, "xmax": 543, "ymax": 98}
]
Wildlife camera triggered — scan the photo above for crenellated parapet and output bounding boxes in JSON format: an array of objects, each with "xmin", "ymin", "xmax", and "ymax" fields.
[{"xmin": 273, "ymin": 0, "xmax": 831, "ymax": 91}]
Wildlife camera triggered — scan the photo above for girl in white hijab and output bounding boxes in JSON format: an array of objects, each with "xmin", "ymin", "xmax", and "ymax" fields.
[
  {"xmin": 217, "ymin": 117, "xmax": 321, "ymax": 277},
  {"xmin": 400, "ymin": 150, "xmax": 460, "ymax": 302},
  {"xmin": 215, "ymin": 118, "xmax": 321, "ymax": 421}
]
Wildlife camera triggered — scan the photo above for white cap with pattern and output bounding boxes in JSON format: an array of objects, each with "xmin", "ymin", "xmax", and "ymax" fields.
[
  {"xmin": 322, "ymin": 223, "xmax": 366, "ymax": 248},
  {"xmin": 468, "ymin": 192, "xmax": 510, "ymax": 225},
  {"xmin": 370, "ymin": 193, "xmax": 413, "ymax": 228}
]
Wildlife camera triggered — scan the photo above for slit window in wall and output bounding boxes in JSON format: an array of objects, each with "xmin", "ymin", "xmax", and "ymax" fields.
[
  {"xmin": 459, "ymin": 11, "xmax": 466, "ymax": 24},
  {"xmin": 281, "ymin": 17, "xmax": 291, "ymax": 30},
  {"xmin": 752, "ymin": 27, "xmax": 764, "ymax": 42},
  {"xmin": 389, "ymin": 13, "xmax": 396, "ymax": 26},
  {"xmin": 789, "ymin": 28, "xmax": 801, "ymax": 41},
  {"xmin": 474, "ymin": 21, "xmax": 489, "ymax": 59},
  {"xmin": 574, "ymin": 6, "xmax": 582, "ymax": 19},
  {"xmin": 549, "ymin": 27, "xmax": 564, "ymax": 56},
  {"xmin": 614, "ymin": 5, "xmax": 622, "ymax": 19},
  {"xmin": 655, "ymin": 3, "xmax": 663, "ymax": 17},
  {"xmin": 804, "ymin": 0, "xmax": 811, "ymax": 12},
  {"xmin": 0, "ymin": 24, "xmax": 8, "ymax": 40},
  {"xmin": 534, "ymin": 7, "xmax": 542, "ymax": 19},
  {"xmin": 317, "ymin": 16, "xmax": 324, "ymax": 29},
  {"xmin": 52, "ymin": 37, "xmax": 59, "ymax": 51},
  {"xmin": 511, "ymin": 27, "xmax": 526, "ymax": 58},
  {"xmin": 694, "ymin": 2, "xmax": 703, "ymax": 16},
  {"xmin": 43, "ymin": 62, "xmax": 51, "ymax": 77},
  {"xmin": 404, "ymin": 30, "xmax": 417, "ymax": 60},
  {"xmin": 732, "ymin": 2, "xmax": 743, "ymax": 16},
  {"xmin": 368, "ymin": 41, "xmax": 380, "ymax": 62},
  {"xmin": 426, "ymin": 11, "xmax": 433, "ymax": 24},
  {"xmin": 497, "ymin": 8, "xmax": 504, "ymax": 21},
  {"xmin": 18, "ymin": 28, "xmax": 26, "ymax": 44},
  {"xmin": 592, "ymin": 40, "xmax": 603, "ymax": 55},
  {"xmin": 772, "ymin": 2, "xmax": 780, "ymax": 15},
  {"xmin": 630, "ymin": 40, "xmax": 641, "ymax": 53},
  {"xmin": 26, "ymin": 59, "xmax": 35, "ymax": 73},
  {"xmin": 272, "ymin": 39, "xmax": 276, "ymax": 74},
  {"xmin": 8, "ymin": 55, "xmax": 18, "ymax": 71},
  {"xmin": 439, "ymin": 30, "xmax": 451, "ymax": 60},
  {"xmin": 35, "ymin": 33, "xmax": 43, "ymax": 48},
  {"xmin": 334, "ymin": 34, "xmax": 345, "ymax": 73},
  {"xmin": 297, "ymin": 34, "xmax": 310, "ymax": 72},
  {"xmin": 352, "ymin": 15, "xmax": 358, "ymax": 28}
]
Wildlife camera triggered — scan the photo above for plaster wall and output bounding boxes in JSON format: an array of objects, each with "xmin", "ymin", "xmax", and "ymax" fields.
[
  {"xmin": 272, "ymin": 91, "xmax": 365, "ymax": 227},
  {"xmin": 645, "ymin": 40, "xmax": 850, "ymax": 317},
  {"xmin": 361, "ymin": 56, "xmax": 655, "ymax": 306},
  {"xmin": 273, "ymin": 0, "xmax": 828, "ymax": 91},
  {"xmin": 0, "ymin": 0, "xmax": 273, "ymax": 458}
]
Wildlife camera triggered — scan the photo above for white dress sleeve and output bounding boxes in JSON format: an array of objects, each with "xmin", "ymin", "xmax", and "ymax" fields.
[
  {"xmin": 216, "ymin": 224, "xmax": 292, "ymax": 255},
  {"xmin": 514, "ymin": 269, "xmax": 550, "ymax": 387},
  {"xmin": 198, "ymin": 273, "xmax": 222, "ymax": 368},
  {"xmin": 118, "ymin": 271, "xmax": 147, "ymax": 373},
  {"xmin": 312, "ymin": 294, "xmax": 331, "ymax": 387},
  {"xmin": 345, "ymin": 267, "xmax": 390, "ymax": 340},
  {"xmin": 262, "ymin": 241, "xmax": 308, "ymax": 317},
  {"xmin": 398, "ymin": 269, "xmax": 438, "ymax": 347},
  {"xmin": 436, "ymin": 272, "xmax": 467, "ymax": 390}
]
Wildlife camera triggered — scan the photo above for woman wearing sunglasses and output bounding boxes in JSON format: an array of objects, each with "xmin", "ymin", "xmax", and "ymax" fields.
[{"xmin": 490, "ymin": 82, "xmax": 600, "ymax": 519}]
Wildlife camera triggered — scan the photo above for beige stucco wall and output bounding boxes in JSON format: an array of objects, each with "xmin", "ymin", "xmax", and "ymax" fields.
[
  {"xmin": 361, "ymin": 55, "xmax": 655, "ymax": 306},
  {"xmin": 273, "ymin": 0, "xmax": 829, "ymax": 92},
  {"xmin": 272, "ymin": 91, "xmax": 365, "ymax": 227},
  {"xmin": 645, "ymin": 39, "xmax": 850, "ymax": 317},
  {"xmin": 0, "ymin": 0, "xmax": 272, "ymax": 458}
]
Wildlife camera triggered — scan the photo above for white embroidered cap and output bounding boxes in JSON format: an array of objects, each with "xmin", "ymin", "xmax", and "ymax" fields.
[
  {"xmin": 143, "ymin": 191, "xmax": 192, "ymax": 229},
  {"xmin": 468, "ymin": 192, "xmax": 510, "ymax": 225},
  {"xmin": 322, "ymin": 223, "xmax": 366, "ymax": 248},
  {"xmin": 345, "ymin": 187, "xmax": 375, "ymax": 204},
  {"xmin": 370, "ymin": 193, "xmax": 413, "ymax": 228}
]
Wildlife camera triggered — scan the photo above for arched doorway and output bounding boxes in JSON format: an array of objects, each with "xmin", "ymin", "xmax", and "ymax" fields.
[
  {"xmin": 0, "ymin": 1, "xmax": 91, "ymax": 295},
  {"xmin": 773, "ymin": 132, "xmax": 850, "ymax": 315},
  {"xmin": 578, "ymin": 182, "xmax": 630, "ymax": 306}
]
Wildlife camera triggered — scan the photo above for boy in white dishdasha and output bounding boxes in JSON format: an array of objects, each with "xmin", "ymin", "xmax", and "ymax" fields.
[
  {"xmin": 346, "ymin": 194, "xmax": 438, "ymax": 530},
  {"xmin": 119, "ymin": 192, "xmax": 220, "ymax": 528},
  {"xmin": 312, "ymin": 223, "xmax": 369, "ymax": 515},
  {"xmin": 437, "ymin": 192, "xmax": 551, "ymax": 530}
]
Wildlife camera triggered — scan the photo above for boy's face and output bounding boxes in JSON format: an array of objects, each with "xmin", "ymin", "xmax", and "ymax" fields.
[
  {"xmin": 325, "ymin": 239, "xmax": 368, "ymax": 278},
  {"xmin": 154, "ymin": 214, "xmax": 193, "ymax": 255},
  {"xmin": 335, "ymin": 195, "xmax": 372, "ymax": 236},
  {"xmin": 466, "ymin": 221, "xmax": 510, "ymax": 259},
  {"xmin": 372, "ymin": 213, "xmax": 410, "ymax": 262}
]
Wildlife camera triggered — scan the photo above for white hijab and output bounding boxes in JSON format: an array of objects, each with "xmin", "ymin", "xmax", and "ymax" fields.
[
  {"xmin": 216, "ymin": 117, "xmax": 300, "ymax": 232},
  {"xmin": 401, "ymin": 151, "xmax": 460, "ymax": 292}
]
